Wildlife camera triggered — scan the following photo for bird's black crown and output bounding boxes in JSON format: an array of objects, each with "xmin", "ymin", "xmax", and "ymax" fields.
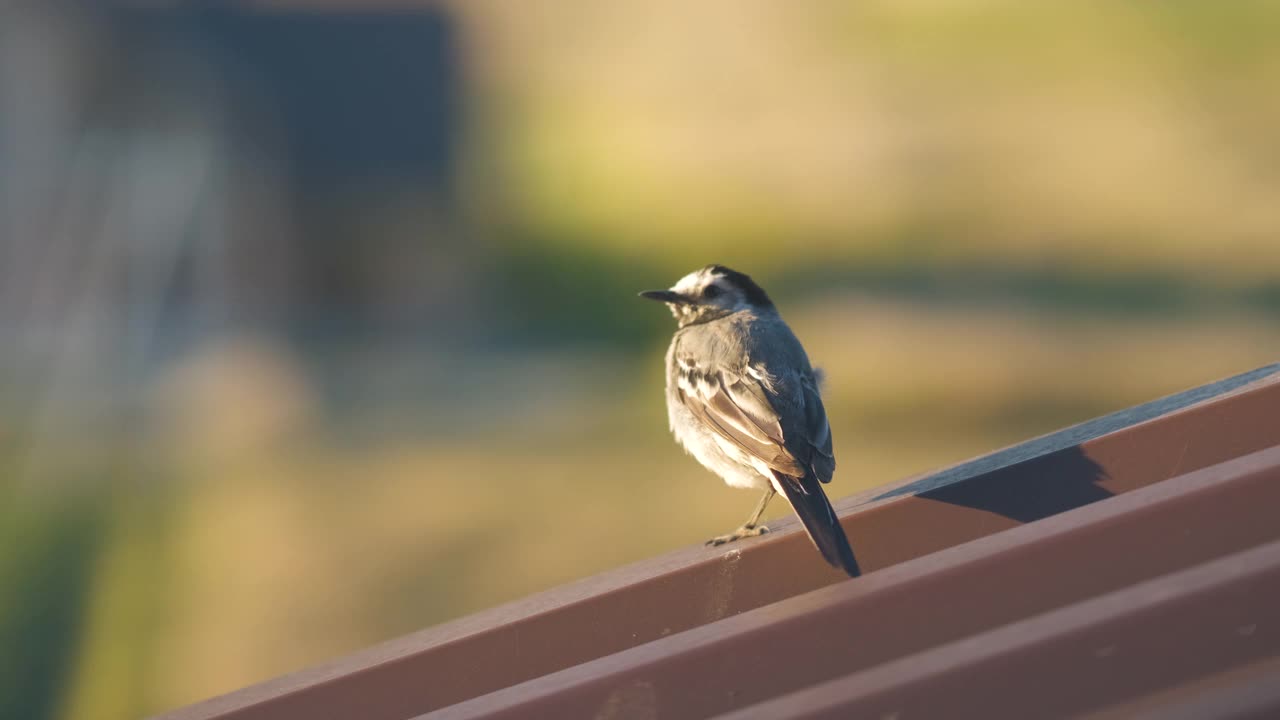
[{"xmin": 705, "ymin": 265, "xmax": 774, "ymax": 308}]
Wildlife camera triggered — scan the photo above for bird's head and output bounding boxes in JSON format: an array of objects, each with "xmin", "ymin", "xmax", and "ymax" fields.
[{"xmin": 639, "ymin": 264, "xmax": 774, "ymax": 327}]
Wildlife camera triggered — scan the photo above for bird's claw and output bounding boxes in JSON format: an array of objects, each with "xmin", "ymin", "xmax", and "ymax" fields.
[{"xmin": 705, "ymin": 524, "xmax": 769, "ymax": 546}]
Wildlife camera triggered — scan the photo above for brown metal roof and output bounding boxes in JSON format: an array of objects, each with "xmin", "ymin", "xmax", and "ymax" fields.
[{"xmin": 154, "ymin": 363, "xmax": 1280, "ymax": 720}]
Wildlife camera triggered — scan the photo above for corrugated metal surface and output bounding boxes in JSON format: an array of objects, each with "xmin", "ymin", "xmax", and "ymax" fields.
[{"xmin": 155, "ymin": 364, "xmax": 1280, "ymax": 720}]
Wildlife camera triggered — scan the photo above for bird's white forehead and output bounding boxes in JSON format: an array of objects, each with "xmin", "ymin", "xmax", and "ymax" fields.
[{"xmin": 671, "ymin": 268, "xmax": 719, "ymax": 294}]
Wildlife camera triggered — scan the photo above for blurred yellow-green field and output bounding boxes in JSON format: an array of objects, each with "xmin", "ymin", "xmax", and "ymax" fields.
[{"xmin": 2, "ymin": 3, "xmax": 1279, "ymax": 719}]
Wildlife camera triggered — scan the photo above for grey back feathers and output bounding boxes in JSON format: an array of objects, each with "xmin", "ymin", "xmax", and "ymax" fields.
[{"xmin": 671, "ymin": 311, "xmax": 834, "ymax": 483}]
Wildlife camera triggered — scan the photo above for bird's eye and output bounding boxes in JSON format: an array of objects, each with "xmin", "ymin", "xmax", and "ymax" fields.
[{"xmin": 703, "ymin": 285, "xmax": 722, "ymax": 299}]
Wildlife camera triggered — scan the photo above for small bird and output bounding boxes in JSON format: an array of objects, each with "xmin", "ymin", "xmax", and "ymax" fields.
[{"xmin": 640, "ymin": 265, "xmax": 860, "ymax": 577}]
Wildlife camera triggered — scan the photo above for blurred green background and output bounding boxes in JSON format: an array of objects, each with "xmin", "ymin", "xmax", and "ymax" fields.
[{"xmin": 2, "ymin": 2, "xmax": 1279, "ymax": 718}]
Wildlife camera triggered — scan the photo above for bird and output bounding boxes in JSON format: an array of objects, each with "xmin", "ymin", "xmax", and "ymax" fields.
[{"xmin": 640, "ymin": 265, "xmax": 860, "ymax": 577}]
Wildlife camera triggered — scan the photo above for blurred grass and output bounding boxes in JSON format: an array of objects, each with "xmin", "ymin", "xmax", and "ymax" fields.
[
  {"xmin": 0, "ymin": 482, "xmax": 105, "ymax": 720},
  {"xmin": 58, "ymin": 484, "xmax": 173, "ymax": 720},
  {"xmin": 466, "ymin": 1, "xmax": 1280, "ymax": 275}
]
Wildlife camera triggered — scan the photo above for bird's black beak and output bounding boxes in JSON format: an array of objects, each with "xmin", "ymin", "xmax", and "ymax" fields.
[{"xmin": 639, "ymin": 289, "xmax": 690, "ymax": 304}]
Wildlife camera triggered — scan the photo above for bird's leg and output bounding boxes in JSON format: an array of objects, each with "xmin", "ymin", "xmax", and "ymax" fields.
[
  {"xmin": 742, "ymin": 486, "xmax": 776, "ymax": 529},
  {"xmin": 706, "ymin": 488, "xmax": 776, "ymax": 546}
]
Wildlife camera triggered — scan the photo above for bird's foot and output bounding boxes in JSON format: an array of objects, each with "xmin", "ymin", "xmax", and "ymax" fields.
[{"xmin": 705, "ymin": 524, "xmax": 769, "ymax": 547}]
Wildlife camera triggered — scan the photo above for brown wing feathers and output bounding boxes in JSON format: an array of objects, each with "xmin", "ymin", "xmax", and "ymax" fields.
[{"xmin": 676, "ymin": 365, "xmax": 803, "ymax": 475}]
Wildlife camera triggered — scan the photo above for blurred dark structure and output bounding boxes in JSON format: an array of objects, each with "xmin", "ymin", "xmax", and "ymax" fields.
[
  {"xmin": 155, "ymin": 365, "xmax": 1280, "ymax": 719},
  {"xmin": 174, "ymin": 7, "xmax": 468, "ymax": 338},
  {"xmin": 0, "ymin": 4, "xmax": 465, "ymax": 398}
]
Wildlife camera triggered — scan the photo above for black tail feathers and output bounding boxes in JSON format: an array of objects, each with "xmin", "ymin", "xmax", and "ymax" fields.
[{"xmin": 772, "ymin": 471, "xmax": 861, "ymax": 577}]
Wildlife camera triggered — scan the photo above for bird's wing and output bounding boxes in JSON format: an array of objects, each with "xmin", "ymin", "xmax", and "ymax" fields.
[
  {"xmin": 800, "ymin": 378, "xmax": 836, "ymax": 483},
  {"xmin": 674, "ymin": 357, "xmax": 805, "ymax": 477}
]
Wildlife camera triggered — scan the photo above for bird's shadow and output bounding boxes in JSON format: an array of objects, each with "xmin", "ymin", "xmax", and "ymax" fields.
[
  {"xmin": 869, "ymin": 362, "xmax": 1280, "ymax": 522},
  {"xmin": 917, "ymin": 445, "xmax": 1111, "ymax": 523}
]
